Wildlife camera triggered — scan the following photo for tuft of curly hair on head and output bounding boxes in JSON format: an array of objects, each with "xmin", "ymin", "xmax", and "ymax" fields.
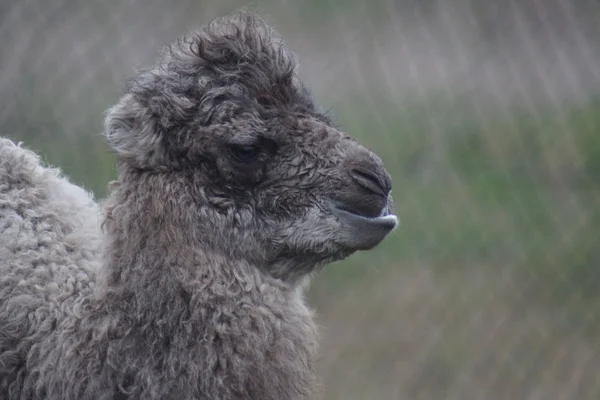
[{"xmin": 105, "ymin": 10, "xmax": 316, "ymax": 172}]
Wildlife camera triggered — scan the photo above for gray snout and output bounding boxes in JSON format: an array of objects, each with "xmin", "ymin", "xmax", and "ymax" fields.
[
  {"xmin": 329, "ymin": 148, "xmax": 397, "ymax": 251},
  {"xmin": 333, "ymin": 151, "xmax": 393, "ymax": 219}
]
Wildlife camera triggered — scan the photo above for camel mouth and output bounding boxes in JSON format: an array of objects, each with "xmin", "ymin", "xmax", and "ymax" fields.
[
  {"xmin": 332, "ymin": 202, "xmax": 398, "ymax": 251},
  {"xmin": 333, "ymin": 206, "xmax": 399, "ymax": 230}
]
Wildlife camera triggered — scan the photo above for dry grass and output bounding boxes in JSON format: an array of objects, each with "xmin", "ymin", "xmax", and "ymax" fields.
[{"xmin": 310, "ymin": 265, "xmax": 600, "ymax": 399}]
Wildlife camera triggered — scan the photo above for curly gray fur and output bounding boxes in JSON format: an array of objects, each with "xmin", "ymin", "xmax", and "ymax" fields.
[{"xmin": 0, "ymin": 10, "xmax": 396, "ymax": 400}]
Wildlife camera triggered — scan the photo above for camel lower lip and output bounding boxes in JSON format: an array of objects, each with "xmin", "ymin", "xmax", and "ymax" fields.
[{"xmin": 333, "ymin": 207, "xmax": 399, "ymax": 230}]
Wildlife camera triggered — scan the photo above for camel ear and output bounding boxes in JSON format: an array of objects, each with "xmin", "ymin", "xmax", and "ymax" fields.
[
  {"xmin": 104, "ymin": 93, "xmax": 165, "ymax": 169},
  {"xmin": 103, "ymin": 66, "xmax": 198, "ymax": 170}
]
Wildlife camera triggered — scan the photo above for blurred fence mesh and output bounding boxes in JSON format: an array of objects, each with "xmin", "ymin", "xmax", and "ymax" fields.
[{"xmin": 2, "ymin": 0, "xmax": 600, "ymax": 399}]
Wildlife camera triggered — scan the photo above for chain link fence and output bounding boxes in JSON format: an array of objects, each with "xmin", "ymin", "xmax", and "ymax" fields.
[{"xmin": 2, "ymin": 0, "xmax": 600, "ymax": 398}]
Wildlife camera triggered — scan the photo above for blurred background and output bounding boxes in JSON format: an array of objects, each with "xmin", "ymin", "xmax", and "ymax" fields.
[{"xmin": 2, "ymin": 0, "xmax": 600, "ymax": 398}]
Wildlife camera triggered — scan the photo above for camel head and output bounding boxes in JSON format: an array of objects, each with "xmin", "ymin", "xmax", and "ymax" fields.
[{"xmin": 104, "ymin": 11, "xmax": 397, "ymax": 283}]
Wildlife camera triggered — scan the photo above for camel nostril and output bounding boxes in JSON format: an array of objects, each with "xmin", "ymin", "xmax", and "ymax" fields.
[{"xmin": 350, "ymin": 168, "xmax": 390, "ymax": 198}]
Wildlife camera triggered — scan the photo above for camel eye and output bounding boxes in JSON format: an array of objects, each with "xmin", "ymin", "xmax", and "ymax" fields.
[{"xmin": 231, "ymin": 144, "xmax": 260, "ymax": 163}]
